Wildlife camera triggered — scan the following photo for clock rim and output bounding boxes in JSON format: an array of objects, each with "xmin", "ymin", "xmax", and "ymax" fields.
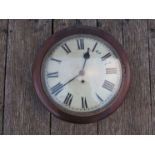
[{"xmin": 32, "ymin": 26, "xmax": 131, "ymax": 124}]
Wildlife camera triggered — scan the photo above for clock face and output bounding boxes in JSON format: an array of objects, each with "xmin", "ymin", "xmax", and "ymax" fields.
[
  {"xmin": 41, "ymin": 35, "xmax": 122, "ymax": 114},
  {"xmin": 33, "ymin": 26, "xmax": 130, "ymax": 123}
]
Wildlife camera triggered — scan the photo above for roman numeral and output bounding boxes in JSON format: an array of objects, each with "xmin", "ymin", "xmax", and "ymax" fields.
[
  {"xmin": 101, "ymin": 52, "xmax": 111, "ymax": 61},
  {"xmin": 61, "ymin": 43, "xmax": 71, "ymax": 54},
  {"xmin": 81, "ymin": 97, "xmax": 88, "ymax": 109},
  {"xmin": 63, "ymin": 93, "xmax": 73, "ymax": 106},
  {"xmin": 106, "ymin": 68, "xmax": 117, "ymax": 74},
  {"xmin": 77, "ymin": 39, "xmax": 84, "ymax": 50},
  {"xmin": 47, "ymin": 72, "xmax": 58, "ymax": 78},
  {"xmin": 51, "ymin": 58, "xmax": 62, "ymax": 63},
  {"xmin": 92, "ymin": 42, "xmax": 98, "ymax": 52},
  {"xmin": 51, "ymin": 83, "xmax": 63, "ymax": 96},
  {"xmin": 96, "ymin": 93, "xmax": 104, "ymax": 102},
  {"xmin": 102, "ymin": 80, "xmax": 114, "ymax": 92}
]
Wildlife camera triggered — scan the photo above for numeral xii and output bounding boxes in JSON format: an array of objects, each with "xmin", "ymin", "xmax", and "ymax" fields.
[{"xmin": 77, "ymin": 39, "xmax": 84, "ymax": 49}]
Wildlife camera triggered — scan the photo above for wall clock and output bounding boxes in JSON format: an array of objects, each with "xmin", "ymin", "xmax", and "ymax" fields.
[{"xmin": 33, "ymin": 26, "xmax": 130, "ymax": 123}]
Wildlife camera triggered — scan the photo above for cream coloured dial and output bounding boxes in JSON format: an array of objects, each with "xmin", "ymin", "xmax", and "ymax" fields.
[{"xmin": 41, "ymin": 35, "xmax": 122, "ymax": 113}]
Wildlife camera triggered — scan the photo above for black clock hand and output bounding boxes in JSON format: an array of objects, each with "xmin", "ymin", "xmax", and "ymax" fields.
[
  {"xmin": 63, "ymin": 74, "xmax": 79, "ymax": 87},
  {"xmin": 51, "ymin": 74, "xmax": 79, "ymax": 95},
  {"xmin": 82, "ymin": 48, "xmax": 90, "ymax": 70},
  {"xmin": 82, "ymin": 59, "xmax": 87, "ymax": 70},
  {"xmin": 52, "ymin": 49, "xmax": 91, "ymax": 95},
  {"xmin": 63, "ymin": 49, "xmax": 91, "ymax": 85},
  {"xmin": 83, "ymin": 48, "xmax": 90, "ymax": 59},
  {"xmin": 62, "ymin": 49, "xmax": 90, "ymax": 87}
]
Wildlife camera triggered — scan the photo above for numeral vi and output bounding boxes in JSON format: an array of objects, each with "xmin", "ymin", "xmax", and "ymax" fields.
[{"xmin": 81, "ymin": 97, "xmax": 88, "ymax": 109}]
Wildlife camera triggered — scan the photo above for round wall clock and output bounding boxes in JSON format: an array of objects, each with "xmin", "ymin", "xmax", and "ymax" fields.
[{"xmin": 33, "ymin": 26, "xmax": 130, "ymax": 123}]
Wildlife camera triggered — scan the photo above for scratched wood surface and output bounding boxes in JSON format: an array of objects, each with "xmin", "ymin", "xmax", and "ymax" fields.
[{"xmin": 0, "ymin": 19, "xmax": 154, "ymax": 135}]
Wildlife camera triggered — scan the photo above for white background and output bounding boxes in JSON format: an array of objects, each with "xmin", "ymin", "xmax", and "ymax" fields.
[
  {"xmin": 0, "ymin": 136, "xmax": 154, "ymax": 155},
  {"xmin": 0, "ymin": 0, "xmax": 155, "ymax": 19}
]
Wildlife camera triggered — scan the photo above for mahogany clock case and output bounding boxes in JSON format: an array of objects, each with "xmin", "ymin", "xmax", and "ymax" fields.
[{"xmin": 32, "ymin": 26, "xmax": 131, "ymax": 123}]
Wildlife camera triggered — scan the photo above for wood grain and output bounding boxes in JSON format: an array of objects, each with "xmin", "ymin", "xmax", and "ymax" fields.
[
  {"xmin": 122, "ymin": 20, "xmax": 152, "ymax": 134},
  {"xmin": 148, "ymin": 20, "xmax": 155, "ymax": 134},
  {"xmin": 3, "ymin": 20, "xmax": 52, "ymax": 134},
  {"xmin": 0, "ymin": 20, "xmax": 8, "ymax": 134}
]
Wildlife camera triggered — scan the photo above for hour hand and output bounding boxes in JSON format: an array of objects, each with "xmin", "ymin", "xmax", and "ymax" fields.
[{"xmin": 83, "ymin": 48, "xmax": 90, "ymax": 59}]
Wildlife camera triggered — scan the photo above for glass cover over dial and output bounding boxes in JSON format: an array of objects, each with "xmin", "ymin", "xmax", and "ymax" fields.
[{"xmin": 41, "ymin": 35, "xmax": 122, "ymax": 114}]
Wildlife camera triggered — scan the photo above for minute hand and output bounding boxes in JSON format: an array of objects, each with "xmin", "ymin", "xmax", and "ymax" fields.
[
  {"xmin": 51, "ymin": 74, "xmax": 79, "ymax": 96},
  {"xmin": 63, "ymin": 74, "xmax": 79, "ymax": 87}
]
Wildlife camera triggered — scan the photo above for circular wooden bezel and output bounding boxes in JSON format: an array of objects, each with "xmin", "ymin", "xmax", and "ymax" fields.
[{"xmin": 32, "ymin": 26, "xmax": 131, "ymax": 124}]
